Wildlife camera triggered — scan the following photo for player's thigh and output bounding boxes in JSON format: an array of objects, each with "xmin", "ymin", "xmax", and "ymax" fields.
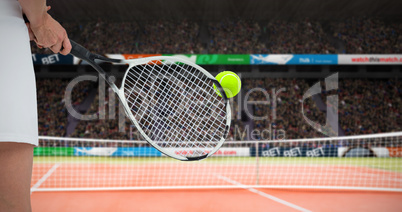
[{"xmin": 0, "ymin": 142, "xmax": 34, "ymax": 211}]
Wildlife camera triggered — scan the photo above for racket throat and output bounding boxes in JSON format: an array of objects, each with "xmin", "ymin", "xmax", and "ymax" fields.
[{"xmin": 185, "ymin": 154, "xmax": 209, "ymax": 161}]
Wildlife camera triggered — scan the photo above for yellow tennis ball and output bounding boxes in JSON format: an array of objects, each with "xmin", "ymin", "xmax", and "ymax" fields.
[{"xmin": 213, "ymin": 71, "xmax": 241, "ymax": 98}]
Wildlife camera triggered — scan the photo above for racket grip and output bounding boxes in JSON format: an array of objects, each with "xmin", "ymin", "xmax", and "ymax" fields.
[
  {"xmin": 70, "ymin": 40, "xmax": 122, "ymax": 63},
  {"xmin": 70, "ymin": 40, "xmax": 91, "ymax": 60}
]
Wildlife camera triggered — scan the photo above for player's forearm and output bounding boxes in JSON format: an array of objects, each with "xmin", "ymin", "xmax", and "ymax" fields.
[{"xmin": 18, "ymin": 0, "xmax": 48, "ymax": 27}]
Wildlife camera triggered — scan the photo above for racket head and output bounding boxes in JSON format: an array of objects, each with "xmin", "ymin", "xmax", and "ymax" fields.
[{"xmin": 118, "ymin": 56, "xmax": 231, "ymax": 161}]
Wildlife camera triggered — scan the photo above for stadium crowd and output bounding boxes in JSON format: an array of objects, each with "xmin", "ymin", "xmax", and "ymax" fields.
[
  {"xmin": 241, "ymin": 78, "xmax": 329, "ymax": 140},
  {"xmin": 36, "ymin": 76, "xmax": 401, "ymax": 148},
  {"xmin": 70, "ymin": 86, "xmax": 134, "ymax": 140},
  {"xmin": 338, "ymin": 79, "xmax": 401, "ymax": 135},
  {"xmin": 33, "ymin": 17, "xmax": 401, "ymax": 147},
  {"xmin": 330, "ymin": 17, "xmax": 402, "ymax": 53},
  {"xmin": 37, "ymin": 79, "xmax": 69, "ymax": 137},
  {"xmin": 208, "ymin": 19, "xmax": 263, "ymax": 53},
  {"xmin": 30, "ymin": 18, "xmax": 402, "ymax": 54},
  {"xmin": 264, "ymin": 19, "xmax": 337, "ymax": 54}
]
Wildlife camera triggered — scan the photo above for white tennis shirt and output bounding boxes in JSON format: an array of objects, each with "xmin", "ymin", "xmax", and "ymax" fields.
[{"xmin": 0, "ymin": 0, "xmax": 38, "ymax": 145}]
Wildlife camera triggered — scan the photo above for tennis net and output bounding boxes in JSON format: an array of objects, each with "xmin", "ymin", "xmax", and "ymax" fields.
[{"xmin": 31, "ymin": 132, "xmax": 402, "ymax": 192}]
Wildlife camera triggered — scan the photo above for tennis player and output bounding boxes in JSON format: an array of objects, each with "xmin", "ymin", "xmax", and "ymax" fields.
[{"xmin": 0, "ymin": 0, "xmax": 71, "ymax": 211}]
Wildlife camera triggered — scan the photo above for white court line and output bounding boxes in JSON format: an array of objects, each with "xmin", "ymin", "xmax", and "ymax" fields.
[
  {"xmin": 30, "ymin": 163, "xmax": 60, "ymax": 194},
  {"xmin": 217, "ymin": 175, "xmax": 311, "ymax": 212}
]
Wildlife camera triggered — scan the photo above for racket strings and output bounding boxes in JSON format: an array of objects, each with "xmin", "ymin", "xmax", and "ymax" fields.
[
  {"xmin": 164, "ymin": 64, "xmax": 226, "ymax": 143},
  {"xmin": 126, "ymin": 63, "xmax": 224, "ymax": 125},
  {"xmin": 141, "ymin": 63, "xmax": 225, "ymax": 145},
  {"xmin": 123, "ymin": 59, "xmax": 227, "ymax": 157}
]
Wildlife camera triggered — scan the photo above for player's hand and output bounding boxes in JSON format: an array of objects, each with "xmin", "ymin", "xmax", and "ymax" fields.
[
  {"xmin": 25, "ymin": 6, "xmax": 50, "ymax": 46},
  {"xmin": 29, "ymin": 12, "xmax": 71, "ymax": 55}
]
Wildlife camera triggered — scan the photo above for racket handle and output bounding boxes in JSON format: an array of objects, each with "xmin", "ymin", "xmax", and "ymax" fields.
[
  {"xmin": 68, "ymin": 40, "xmax": 120, "ymax": 90},
  {"xmin": 70, "ymin": 40, "xmax": 91, "ymax": 61},
  {"xmin": 70, "ymin": 40, "xmax": 121, "ymax": 63}
]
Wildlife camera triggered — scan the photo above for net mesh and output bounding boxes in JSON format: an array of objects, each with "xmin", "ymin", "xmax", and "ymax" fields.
[
  {"xmin": 122, "ymin": 58, "xmax": 228, "ymax": 158},
  {"xmin": 32, "ymin": 132, "xmax": 402, "ymax": 192}
]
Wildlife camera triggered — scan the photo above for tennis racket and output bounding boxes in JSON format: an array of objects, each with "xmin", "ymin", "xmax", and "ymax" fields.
[{"xmin": 69, "ymin": 40, "xmax": 231, "ymax": 161}]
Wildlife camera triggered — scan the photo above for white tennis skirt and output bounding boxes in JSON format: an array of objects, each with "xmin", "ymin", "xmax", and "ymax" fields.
[{"xmin": 0, "ymin": 0, "xmax": 38, "ymax": 146}]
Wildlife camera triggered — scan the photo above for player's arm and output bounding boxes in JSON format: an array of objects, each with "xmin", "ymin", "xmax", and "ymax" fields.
[{"xmin": 18, "ymin": 0, "xmax": 71, "ymax": 55}]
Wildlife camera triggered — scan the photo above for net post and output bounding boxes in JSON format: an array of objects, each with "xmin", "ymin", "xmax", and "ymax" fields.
[{"xmin": 256, "ymin": 140, "xmax": 260, "ymax": 186}]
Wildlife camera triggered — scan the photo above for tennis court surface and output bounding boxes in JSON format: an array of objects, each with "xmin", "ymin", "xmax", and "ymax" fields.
[
  {"xmin": 31, "ymin": 135, "xmax": 402, "ymax": 211},
  {"xmin": 31, "ymin": 188, "xmax": 402, "ymax": 212}
]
